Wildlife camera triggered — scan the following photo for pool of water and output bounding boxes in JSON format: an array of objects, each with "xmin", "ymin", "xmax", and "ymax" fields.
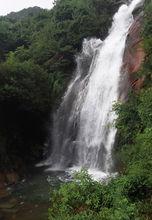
[{"xmin": 0, "ymin": 168, "xmax": 69, "ymax": 220}]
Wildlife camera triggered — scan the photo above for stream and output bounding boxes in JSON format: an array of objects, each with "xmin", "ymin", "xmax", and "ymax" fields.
[{"xmin": 0, "ymin": 168, "xmax": 68, "ymax": 220}]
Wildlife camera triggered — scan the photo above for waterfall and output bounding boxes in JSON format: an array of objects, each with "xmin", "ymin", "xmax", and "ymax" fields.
[{"xmin": 45, "ymin": 0, "xmax": 144, "ymax": 179}]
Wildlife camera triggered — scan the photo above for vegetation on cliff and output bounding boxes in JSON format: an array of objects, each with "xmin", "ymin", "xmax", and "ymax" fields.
[
  {"xmin": 0, "ymin": 0, "xmax": 119, "ymax": 171},
  {"xmin": 48, "ymin": 1, "xmax": 152, "ymax": 219},
  {"xmin": 0, "ymin": 0, "xmax": 151, "ymax": 219}
]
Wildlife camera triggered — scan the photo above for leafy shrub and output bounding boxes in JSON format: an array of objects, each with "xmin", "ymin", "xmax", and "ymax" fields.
[
  {"xmin": 49, "ymin": 1, "xmax": 152, "ymax": 220},
  {"xmin": 48, "ymin": 170, "xmax": 142, "ymax": 220}
]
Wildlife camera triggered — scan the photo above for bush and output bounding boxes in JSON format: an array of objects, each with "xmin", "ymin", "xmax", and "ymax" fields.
[
  {"xmin": 48, "ymin": 170, "xmax": 142, "ymax": 220},
  {"xmin": 48, "ymin": 2, "xmax": 152, "ymax": 219}
]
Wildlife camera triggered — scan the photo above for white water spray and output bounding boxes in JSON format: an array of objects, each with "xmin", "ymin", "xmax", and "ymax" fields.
[{"xmin": 45, "ymin": 0, "xmax": 144, "ymax": 180}]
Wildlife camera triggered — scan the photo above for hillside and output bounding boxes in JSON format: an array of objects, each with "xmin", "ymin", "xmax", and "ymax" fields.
[
  {"xmin": 6, "ymin": 6, "xmax": 44, "ymax": 21},
  {"xmin": 0, "ymin": 0, "xmax": 151, "ymax": 219},
  {"xmin": 0, "ymin": 0, "xmax": 119, "ymax": 172}
]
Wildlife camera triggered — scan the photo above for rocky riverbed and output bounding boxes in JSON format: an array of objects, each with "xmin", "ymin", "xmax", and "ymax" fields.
[{"xmin": 0, "ymin": 168, "xmax": 67, "ymax": 220}]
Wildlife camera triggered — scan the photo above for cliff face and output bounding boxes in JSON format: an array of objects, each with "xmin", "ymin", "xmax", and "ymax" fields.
[{"xmin": 123, "ymin": 13, "xmax": 145, "ymax": 90}]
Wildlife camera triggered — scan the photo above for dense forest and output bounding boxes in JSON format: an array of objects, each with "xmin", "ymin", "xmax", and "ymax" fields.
[
  {"xmin": 0, "ymin": 0, "xmax": 120, "ymax": 172},
  {"xmin": 0, "ymin": 0, "xmax": 152, "ymax": 219},
  {"xmin": 48, "ymin": 0, "xmax": 152, "ymax": 219}
]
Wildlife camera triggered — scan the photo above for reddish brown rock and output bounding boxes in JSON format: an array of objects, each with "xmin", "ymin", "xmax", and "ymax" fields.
[
  {"xmin": 0, "ymin": 173, "xmax": 8, "ymax": 199},
  {"xmin": 123, "ymin": 13, "xmax": 145, "ymax": 90},
  {"xmin": 0, "ymin": 171, "xmax": 19, "ymax": 187},
  {"xmin": 0, "ymin": 171, "xmax": 19, "ymax": 200},
  {"xmin": 0, "ymin": 173, "xmax": 5, "ymax": 185},
  {"xmin": 6, "ymin": 172, "xmax": 19, "ymax": 185},
  {"xmin": 0, "ymin": 188, "xmax": 9, "ymax": 199}
]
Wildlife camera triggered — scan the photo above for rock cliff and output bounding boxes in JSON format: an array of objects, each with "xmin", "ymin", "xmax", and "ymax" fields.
[{"xmin": 123, "ymin": 12, "xmax": 145, "ymax": 90}]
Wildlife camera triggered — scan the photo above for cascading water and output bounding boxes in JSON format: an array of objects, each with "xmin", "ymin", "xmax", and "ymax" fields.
[{"xmin": 45, "ymin": 0, "xmax": 144, "ymax": 179}]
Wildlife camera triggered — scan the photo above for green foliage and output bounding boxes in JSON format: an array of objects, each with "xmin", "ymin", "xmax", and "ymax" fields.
[
  {"xmin": 113, "ymin": 1, "xmax": 152, "ymax": 219},
  {"xmin": 140, "ymin": 0, "xmax": 152, "ymax": 85},
  {"xmin": 0, "ymin": 58, "xmax": 51, "ymax": 112},
  {"xmin": 0, "ymin": 1, "xmax": 119, "ymax": 170},
  {"xmin": 48, "ymin": 1, "xmax": 152, "ymax": 219},
  {"xmin": 48, "ymin": 170, "xmax": 142, "ymax": 220},
  {"xmin": 0, "ymin": 0, "xmax": 151, "ymax": 218},
  {"xmin": 114, "ymin": 94, "xmax": 142, "ymax": 146},
  {"xmin": 6, "ymin": 7, "xmax": 43, "ymax": 21},
  {"xmin": 138, "ymin": 88, "xmax": 152, "ymax": 127},
  {"xmin": 143, "ymin": 0, "xmax": 152, "ymax": 37}
]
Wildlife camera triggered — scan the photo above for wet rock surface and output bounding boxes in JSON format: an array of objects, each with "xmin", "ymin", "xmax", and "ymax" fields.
[
  {"xmin": 0, "ymin": 168, "xmax": 66, "ymax": 220},
  {"xmin": 0, "ymin": 171, "xmax": 19, "ymax": 218},
  {"xmin": 123, "ymin": 12, "xmax": 145, "ymax": 90}
]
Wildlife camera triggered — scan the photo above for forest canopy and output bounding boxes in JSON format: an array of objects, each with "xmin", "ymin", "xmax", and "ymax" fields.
[
  {"xmin": 0, "ymin": 0, "xmax": 151, "ymax": 219},
  {"xmin": 48, "ymin": 1, "xmax": 152, "ymax": 219},
  {"xmin": 0, "ymin": 0, "xmax": 120, "ymax": 170}
]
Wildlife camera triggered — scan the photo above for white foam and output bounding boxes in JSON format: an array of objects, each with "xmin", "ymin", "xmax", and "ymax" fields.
[
  {"xmin": 38, "ymin": 0, "xmax": 144, "ymax": 176},
  {"xmin": 68, "ymin": 166, "xmax": 110, "ymax": 181}
]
